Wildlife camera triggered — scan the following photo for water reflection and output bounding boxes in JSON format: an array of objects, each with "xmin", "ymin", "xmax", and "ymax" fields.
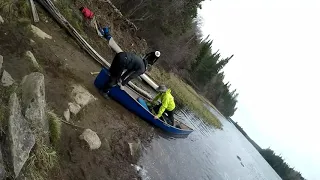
[{"xmin": 139, "ymin": 107, "xmax": 282, "ymax": 180}]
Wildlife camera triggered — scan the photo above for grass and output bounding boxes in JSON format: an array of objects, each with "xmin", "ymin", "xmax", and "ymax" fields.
[
  {"xmin": 25, "ymin": 138, "xmax": 58, "ymax": 180},
  {"xmin": 148, "ymin": 68, "xmax": 222, "ymax": 129},
  {"xmin": 0, "ymin": 0, "xmax": 30, "ymax": 18},
  {"xmin": 0, "ymin": 87, "xmax": 60, "ymax": 178},
  {"xmin": 47, "ymin": 111, "xmax": 62, "ymax": 147},
  {"xmin": 55, "ymin": 0, "xmax": 86, "ymax": 36},
  {"xmin": 0, "ymin": 1, "xmax": 17, "ymax": 16}
]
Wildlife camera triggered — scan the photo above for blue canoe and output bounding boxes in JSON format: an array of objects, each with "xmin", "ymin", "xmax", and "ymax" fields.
[{"xmin": 94, "ymin": 68, "xmax": 194, "ymax": 135}]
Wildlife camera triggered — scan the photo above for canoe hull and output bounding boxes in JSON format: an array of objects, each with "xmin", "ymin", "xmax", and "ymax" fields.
[{"xmin": 94, "ymin": 69, "xmax": 193, "ymax": 135}]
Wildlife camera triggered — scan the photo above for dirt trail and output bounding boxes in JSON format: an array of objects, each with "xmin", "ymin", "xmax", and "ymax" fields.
[{"xmin": 0, "ymin": 1, "xmax": 155, "ymax": 179}]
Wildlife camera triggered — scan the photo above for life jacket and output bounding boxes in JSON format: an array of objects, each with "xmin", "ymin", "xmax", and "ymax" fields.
[{"xmin": 81, "ymin": 7, "xmax": 94, "ymax": 19}]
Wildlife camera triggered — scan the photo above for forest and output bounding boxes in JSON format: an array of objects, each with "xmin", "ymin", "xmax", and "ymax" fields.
[{"xmin": 113, "ymin": 0, "xmax": 238, "ymax": 117}]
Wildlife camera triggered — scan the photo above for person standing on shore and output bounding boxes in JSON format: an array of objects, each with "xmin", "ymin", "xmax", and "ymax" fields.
[{"xmin": 143, "ymin": 51, "xmax": 161, "ymax": 65}]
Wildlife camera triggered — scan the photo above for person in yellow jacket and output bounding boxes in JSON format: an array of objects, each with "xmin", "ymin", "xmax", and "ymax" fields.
[{"xmin": 151, "ymin": 85, "xmax": 176, "ymax": 125}]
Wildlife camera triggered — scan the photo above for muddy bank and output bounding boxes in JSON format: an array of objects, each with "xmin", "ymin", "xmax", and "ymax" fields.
[{"xmin": 0, "ymin": 1, "xmax": 154, "ymax": 179}]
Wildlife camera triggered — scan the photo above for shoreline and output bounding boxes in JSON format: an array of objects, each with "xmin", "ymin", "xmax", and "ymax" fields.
[{"xmin": 0, "ymin": 0, "xmax": 222, "ymax": 178}]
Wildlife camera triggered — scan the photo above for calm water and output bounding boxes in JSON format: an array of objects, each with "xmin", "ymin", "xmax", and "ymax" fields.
[{"xmin": 138, "ymin": 107, "xmax": 282, "ymax": 180}]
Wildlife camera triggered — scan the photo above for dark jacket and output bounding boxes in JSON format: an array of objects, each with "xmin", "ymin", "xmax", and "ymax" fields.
[
  {"xmin": 144, "ymin": 52, "xmax": 159, "ymax": 65},
  {"xmin": 121, "ymin": 52, "xmax": 147, "ymax": 85}
]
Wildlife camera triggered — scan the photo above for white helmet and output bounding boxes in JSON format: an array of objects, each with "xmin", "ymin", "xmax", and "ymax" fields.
[{"xmin": 155, "ymin": 51, "xmax": 161, "ymax": 58}]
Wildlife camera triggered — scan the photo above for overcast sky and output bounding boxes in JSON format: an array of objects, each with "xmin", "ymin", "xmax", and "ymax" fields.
[{"xmin": 198, "ymin": 0, "xmax": 320, "ymax": 179}]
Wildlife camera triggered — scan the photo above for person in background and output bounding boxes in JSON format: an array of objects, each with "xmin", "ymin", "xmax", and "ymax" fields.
[
  {"xmin": 102, "ymin": 52, "xmax": 155, "ymax": 95},
  {"xmin": 79, "ymin": 7, "xmax": 105, "ymax": 36},
  {"xmin": 79, "ymin": 7, "xmax": 94, "ymax": 20},
  {"xmin": 150, "ymin": 85, "xmax": 176, "ymax": 126},
  {"xmin": 143, "ymin": 51, "xmax": 161, "ymax": 65}
]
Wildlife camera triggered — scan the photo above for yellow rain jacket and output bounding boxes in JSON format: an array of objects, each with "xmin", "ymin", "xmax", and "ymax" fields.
[{"xmin": 152, "ymin": 89, "xmax": 176, "ymax": 117}]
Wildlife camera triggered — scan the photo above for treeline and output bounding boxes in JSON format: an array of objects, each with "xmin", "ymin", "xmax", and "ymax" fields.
[
  {"xmin": 229, "ymin": 118, "xmax": 262, "ymax": 151},
  {"xmin": 260, "ymin": 149, "xmax": 306, "ymax": 180},
  {"xmin": 231, "ymin": 119, "xmax": 306, "ymax": 180},
  {"xmin": 113, "ymin": 0, "xmax": 238, "ymax": 117},
  {"xmin": 190, "ymin": 39, "xmax": 237, "ymax": 117}
]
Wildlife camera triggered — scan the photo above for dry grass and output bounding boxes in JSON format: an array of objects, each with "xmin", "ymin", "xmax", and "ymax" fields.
[
  {"xmin": 47, "ymin": 111, "xmax": 62, "ymax": 147},
  {"xmin": 23, "ymin": 111, "xmax": 61, "ymax": 179},
  {"xmin": 25, "ymin": 138, "xmax": 58, "ymax": 180},
  {"xmin": 148, "ymin": 68, "xmax": 222, "ymax": 129}
]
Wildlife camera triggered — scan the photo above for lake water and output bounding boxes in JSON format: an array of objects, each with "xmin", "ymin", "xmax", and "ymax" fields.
[{"xmin": 138, "ymin": 107, "xmax": 282, "ymax": 180}]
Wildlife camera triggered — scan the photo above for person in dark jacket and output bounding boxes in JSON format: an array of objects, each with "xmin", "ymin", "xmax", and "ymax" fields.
[
  {"xmin": 143, "ymin": 51, "xmax": 161, "ymax": 65},
  {"xmin": 102, "ymin": 52, "xmax": 152, "ymax": 93}
]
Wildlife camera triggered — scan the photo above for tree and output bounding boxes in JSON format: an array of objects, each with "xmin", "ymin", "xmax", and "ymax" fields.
[
  {"xmin": 259, "ymin": 148, "xmax": 306, "ymax": 180},
  {"xmin": 115, "ymin": 0, "xmax": 239, "ymax": 117}
]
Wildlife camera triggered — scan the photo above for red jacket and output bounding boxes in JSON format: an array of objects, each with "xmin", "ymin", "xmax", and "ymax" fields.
[{"xmin": 81, "ymin": 7, "xmax": 94, "ymax": 19}]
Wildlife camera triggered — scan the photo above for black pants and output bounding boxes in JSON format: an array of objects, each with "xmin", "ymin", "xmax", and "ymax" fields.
[
  {"xmin": 103, "ymin": 52, "xmax": 127, "ymax": 91},
  {"xmin": 153, "ymin": 104, "xmax": 174, "ymax": 126}
]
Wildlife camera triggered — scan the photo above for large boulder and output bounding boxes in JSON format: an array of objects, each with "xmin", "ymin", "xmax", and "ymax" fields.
[
  {"xmin": 79, "ymin": 129, "xmax": 101, "ymax": 150},
  {"xmin": 1, "ymin": 70, "xmax": 15, "ymax": 87},
  {"xmin": 8, "ymin": 93, "xmax": 35, "ymax": 177},
  {"xmin": 21, "ymin": 73, "xmax": 47, "ymax": 134}
]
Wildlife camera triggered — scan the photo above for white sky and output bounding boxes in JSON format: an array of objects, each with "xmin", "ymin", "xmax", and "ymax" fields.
[{"xmin": 198, "ymin": 0, "xmax": 320, "ymax": 179}]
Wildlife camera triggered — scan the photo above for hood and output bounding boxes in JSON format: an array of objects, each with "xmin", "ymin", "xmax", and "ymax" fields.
[{"xmin": 164, "ymin": 89, "xmax": 171, "ymax": 94}]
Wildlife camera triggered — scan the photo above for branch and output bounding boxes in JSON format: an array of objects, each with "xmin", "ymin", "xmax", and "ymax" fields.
[
  {"xmin": 131, "ymin": 12, "xmax": 152, "ymax": 22},
  {"xmin": 127, "ymin": 0, "xmax": 147, "ymax": 17}
]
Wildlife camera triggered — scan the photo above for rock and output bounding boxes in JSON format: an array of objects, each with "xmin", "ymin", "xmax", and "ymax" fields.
[
  {"xmin": 21, "ymin": 73, "xmax": 47, "ymax": 134},
  {"xmin": 63, "ymin": 109, "xmax": 70, "ymax": 121},
  {"xmin": 0, "ymin": 148, "xmax": 6, "ymax": 180},
  {"xmin": 1, "ymin": 70, "xmax": 15, "ymax": 87},
  {"xmin": 131, "ymin": 164, "xmax": 143, "ymax": 173},
  {"xmin": 79, "ymin": 129, "xmax": 101, "ymax": 150},
  {"xmin": 25, "ymin": 51, "xmax": 40, "ymax": 69},
  {"xmin": 71, "ymin": 85, "xmax": 96, "ymax": 107},
  {"xmin": 8, "ymin": 93, "xmax": 35, "ymax": 177},
  {"xmin": 30, "ymin": 39, "xmax": 35, "ymax": 44},
  {"xmin": 237, "ymin": 155, "xmax": 241, "ymax": 161},
  {"xmin": 131, "ymin": 164, "xmax": 147, "ymax": 177},
  {"xmin": 0, "ymin": 16, "xmax": 4, "ymax": 24},
  {"xmin": 31, "ymin": 25, "xmax": 52, "ymax": 39},
  {"xmin": 128, "ymin": 139, "xmax": 141, "ymax": 158},
  {"xmin": 68, "ymin": 102, "xmax": 81, "ymax": 115},
  {"xmin": 0, "ymin": 55, "xmax": 3, "ymax": 71}
]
